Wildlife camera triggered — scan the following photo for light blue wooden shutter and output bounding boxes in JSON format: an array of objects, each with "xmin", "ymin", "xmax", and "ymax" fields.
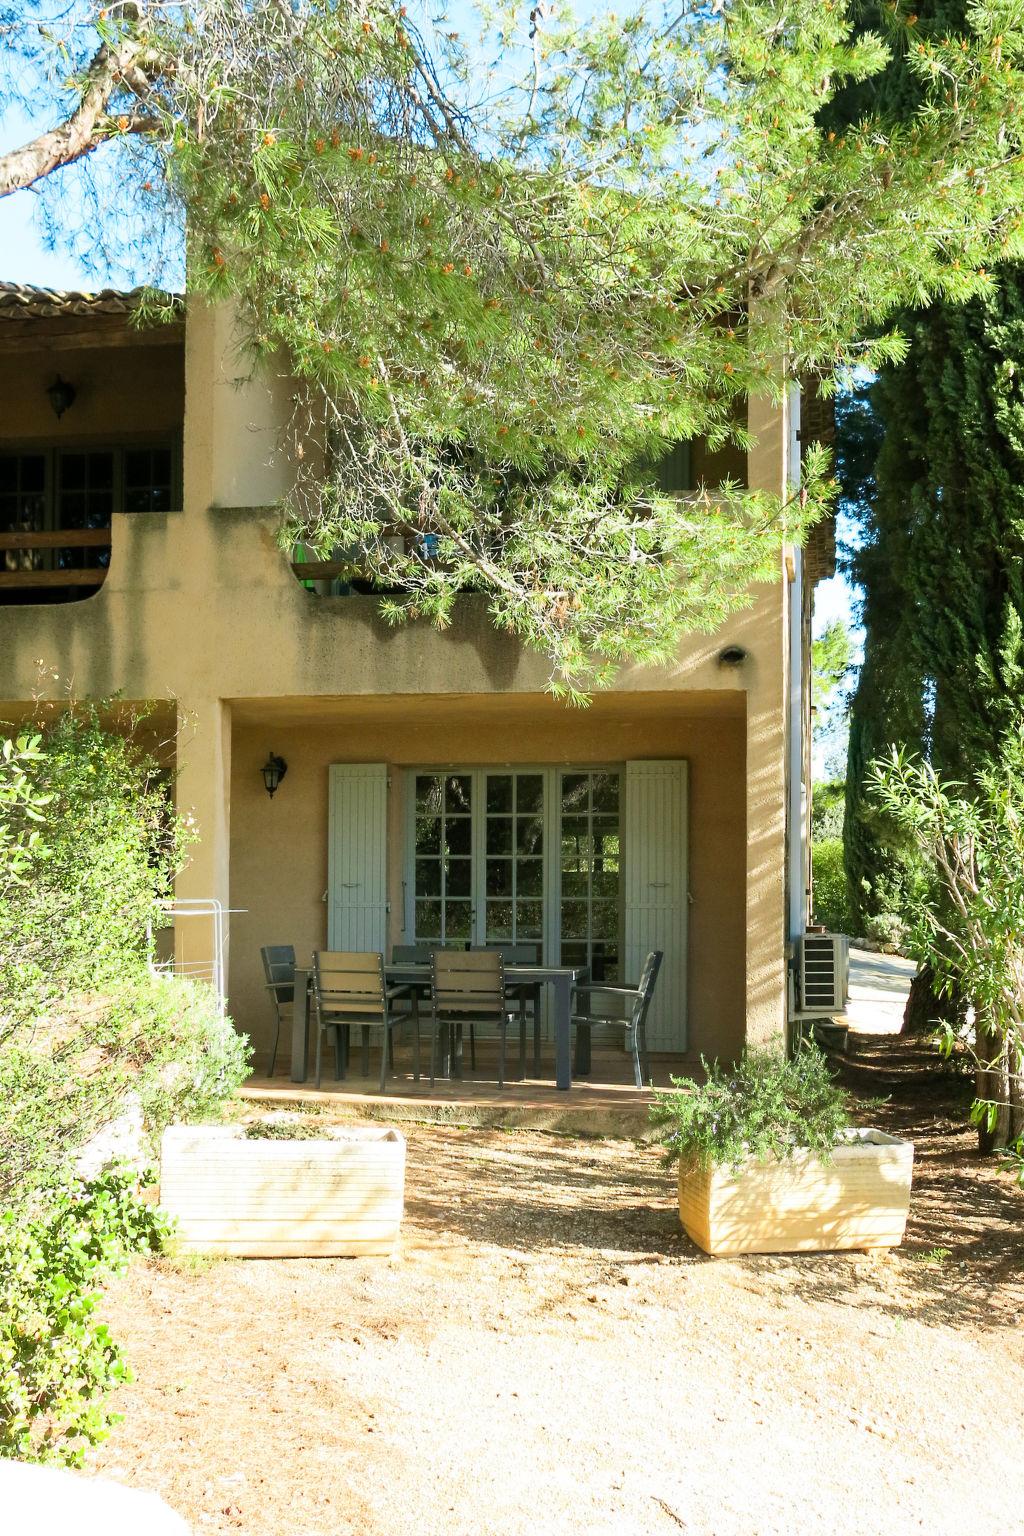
[
  {"xmin": 624, "ymin": 760, "xmax": 689, "ymax": 1052},
  {"xmin": 328, "ymin": 764, "xmax": 388, "ymax": 952}
]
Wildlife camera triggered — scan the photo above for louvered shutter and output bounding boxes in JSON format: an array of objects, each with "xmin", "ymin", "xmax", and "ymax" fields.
[
  {"xmin": 327, "ymin": 764, "xmax": 389, "ymax": 952},
  {"xmin": 624, "ymin": 760, "xmax": 689, "ymax": 1051}
]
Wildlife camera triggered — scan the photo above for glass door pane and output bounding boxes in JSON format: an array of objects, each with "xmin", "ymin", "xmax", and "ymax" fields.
[
  {"xmin": 483, "ymin": 772, "xmax": 544, "ymax": 948},
  {"xmin": 56, "ymin": 451, "xmax": 114, "ymax": 570},
  {"xmin": 559, "ymin": 770, "xmax": 621, "ymax": 983},
  {"xmin": 412, "ymin": 773, "xmax": 473, "ymax": 943}
]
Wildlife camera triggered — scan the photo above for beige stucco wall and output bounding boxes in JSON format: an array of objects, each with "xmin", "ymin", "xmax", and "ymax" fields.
[
  {"xmin": 0, "ymin": 342, "xmax": 184, "ymax": 445},
  {"xmin": 0, "ymin": 300, "xmax": 794, "ymax": 1063}
]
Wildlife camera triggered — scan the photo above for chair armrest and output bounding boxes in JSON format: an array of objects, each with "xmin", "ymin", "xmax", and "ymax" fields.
[
  {"xmin": 572, "ymin": 984, "xmax": 642, "ymax": 1002},
  {"xmin": 264, "ymin": 981, "xmax": 295, "ymax": 999},
  {"xmin": 386, "ymin": 985, "xmax": 415, "ymax": 1001}
]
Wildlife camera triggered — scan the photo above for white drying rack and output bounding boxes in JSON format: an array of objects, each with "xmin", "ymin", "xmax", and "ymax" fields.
[{"xmin": 148, "ymin": 898, "xmax": 246, "ymax": 1016}]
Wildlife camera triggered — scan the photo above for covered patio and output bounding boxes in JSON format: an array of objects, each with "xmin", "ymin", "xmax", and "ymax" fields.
[{"xmin": 223, "ymin": 690, "xmax": 756, "ymax": 1091}]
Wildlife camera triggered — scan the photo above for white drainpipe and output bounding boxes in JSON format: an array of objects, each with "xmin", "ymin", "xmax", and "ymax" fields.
[{"xmin": 786, "ymin": 381, "xmax": 808, "ymax": 950}]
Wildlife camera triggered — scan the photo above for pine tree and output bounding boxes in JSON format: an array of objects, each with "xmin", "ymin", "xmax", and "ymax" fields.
[{"xmin": 6, "ymin": 2, "xmax": 1024, "ymax": 689}]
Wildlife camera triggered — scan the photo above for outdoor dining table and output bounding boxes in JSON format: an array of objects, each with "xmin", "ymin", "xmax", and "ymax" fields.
[{"xmin": 289, "ymin": 962, "xmax": 589, "ymax": 1091}]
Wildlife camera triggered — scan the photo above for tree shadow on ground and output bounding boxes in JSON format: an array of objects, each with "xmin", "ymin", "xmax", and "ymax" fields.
[
  {"xmin": 398, "ymin": 1031, "xmax": 1023, "ymax": 1334},
  {"xmin": 765, "ymin": 1033, "xmax": 1024, "ymax": 1334}
]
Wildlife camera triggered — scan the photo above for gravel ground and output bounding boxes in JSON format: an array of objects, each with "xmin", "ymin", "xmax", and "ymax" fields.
[{"xmin": 91, "ymin": 1041, "xmax": 1024, "ymax": 1536}]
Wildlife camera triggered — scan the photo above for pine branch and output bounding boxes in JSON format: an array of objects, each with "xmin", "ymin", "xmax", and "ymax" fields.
[{"xmin": 0, "ymin": 32, "xmax": 165, "ymax": 198}]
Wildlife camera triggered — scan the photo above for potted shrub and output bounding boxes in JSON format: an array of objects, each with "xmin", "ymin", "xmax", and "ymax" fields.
[
  {"xmin": 650, "ymin": 1048, "xmax": 914, "ymax": 1256},
  {"xmin": 160, "ymin": 1114, "xmax": 406, "ymax": 1257}
]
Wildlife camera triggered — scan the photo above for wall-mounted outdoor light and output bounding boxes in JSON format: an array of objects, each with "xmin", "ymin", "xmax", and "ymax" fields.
[
  {"xmin": 46, "ymin": 375, "xmax": 77, "ymax": 420},
  {"xmin": 261, "ymin": 753, "xmax": 288, "ymax": 798},
  {"xmin": 717, "ymin": 645, "xmax": 748, "ymax": 668}
]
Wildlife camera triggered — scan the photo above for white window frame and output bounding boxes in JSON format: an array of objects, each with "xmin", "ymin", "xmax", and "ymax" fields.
[{"xmin": 402, "ymin": 765, "xmax": 623, "ymax": 971}]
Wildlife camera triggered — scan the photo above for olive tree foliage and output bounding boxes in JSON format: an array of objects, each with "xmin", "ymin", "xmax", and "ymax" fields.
[
  {"xmin": 869, "ymin": 736, "xmax": 1024, "ymax": 1165},
  {"xmin": 6, "ymin": 5, "xmax": 1024, "ymax": 688}
]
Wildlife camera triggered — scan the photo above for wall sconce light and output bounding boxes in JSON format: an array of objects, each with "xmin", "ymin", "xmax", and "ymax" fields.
[
  {"xmin": 717, "ymin": 645, "xmax": 748, "ymax": 668},
  {"xmin": 261, "ymin": 752, "xmax": 288, "ymax": 798},
  {"xmin": 46, "ymin": 375, "xmax": 77, "ymax": 420}
]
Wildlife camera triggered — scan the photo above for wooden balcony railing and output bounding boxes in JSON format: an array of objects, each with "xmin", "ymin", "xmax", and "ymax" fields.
[{"xmin": 0, "ymin": 528, "xmax": 111, "ymax": 590}]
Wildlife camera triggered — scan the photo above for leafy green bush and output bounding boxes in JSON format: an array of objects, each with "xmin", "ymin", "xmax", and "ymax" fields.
[
  {"xmin": 1, "ymin": 975, "xmax": 251, "ymax": 1212},
  {"xmin": 810, "ymin": 835, "xmax": 856, "ymax": 935},
  {"xmin": 649, "ymin": 1047, "xmax": 852, "ymax": 1171},
  {"xmin": 0, "ymin": 707, "xmax": 188, "ymax": 1024},
  {"xmin": 811, "ymin": 779, "xmax": 846, "ymax": 843},
  {"xmin": 0, "ymin": 1168, "xmax": 171, "ymax": 1466},
  {"xmin": 0, "ymin": 708, "xmax": 251, "ymax": 1464},
  {"xmin": 862, "ymin": 909, "xmax": 910, "ymax": 954}
]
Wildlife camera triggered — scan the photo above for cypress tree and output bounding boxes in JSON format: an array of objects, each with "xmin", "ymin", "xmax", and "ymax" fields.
[{"xmin": 835, "ymin": 6, "xmax": 1024, "ymax": 1141}]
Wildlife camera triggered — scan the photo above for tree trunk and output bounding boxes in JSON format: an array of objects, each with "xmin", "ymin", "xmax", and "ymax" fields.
[
  {"xmin": 975, "ymin": 1019, "xmax": 1024, "ymax": 1154},
  {"xmin": 902, "ymin": 965, "xmax": 958, "ymax": 1035}
]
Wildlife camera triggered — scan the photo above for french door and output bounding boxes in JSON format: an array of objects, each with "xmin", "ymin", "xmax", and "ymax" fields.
[{"xmin": 406, "ymin": 767, "xmax": 623, "ymax": 983}]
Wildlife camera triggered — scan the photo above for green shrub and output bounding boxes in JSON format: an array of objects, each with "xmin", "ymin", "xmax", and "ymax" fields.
[
  {"xmin": 811, "ymin": 779, "xmax": 846, "ymax": 843},
  {"xmin": 0, "ymin": 709, "xmax": 251, "ymax": 1466},
  {"xmin": 0, "ymin": 1168, "xmax": 171, "ymax": 1466},
  {"xmin": 1, "ymin": 975, "xmax": 251, "ymax": 1214},
  {"xmin": 649, "ymin": 1046, "xmax": 852, "ymax": 1171},
  {"xmin": 811, "ymin": 835, "xmax": 857, "ymax": 935},
  {"xmin": 862, "ymin": 909, "xmax": 910, "ymax": 954}
]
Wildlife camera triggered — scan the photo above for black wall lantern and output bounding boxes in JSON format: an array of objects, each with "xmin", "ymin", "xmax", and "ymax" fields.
[
  {"xmin": 46, "ymin": 375, "xmax": 77, "ymax": 420},
  {"xmin": 261, "ymin": 752, "xmax": 288, "ymax": 798},
  {"xmin": 717, "ymin": 645, "xmax": 749, "ymax": 668}
]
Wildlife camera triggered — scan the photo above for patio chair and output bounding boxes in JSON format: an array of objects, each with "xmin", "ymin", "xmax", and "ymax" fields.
[
  {"xmin": 312, "ymin": 951, "xmax": 407, "ymax": 1092},
  {"xmin": 260, "ymin": 944, "xmax": 295, "ymax": 1079},
  {"xmin": 570, "ymin": 951, "xmax": 664, "ymax": 1090},
  {"xmin": 391, "ymin": 944, "xmax": 468, "ymax": 1079},
  {"xmin": 474, "ymin": 943, "xmax": 543, "ymax": 1078},
  {"xmin": 429, "ymin": 949, "xmax": 519, "ymax": 1090}
]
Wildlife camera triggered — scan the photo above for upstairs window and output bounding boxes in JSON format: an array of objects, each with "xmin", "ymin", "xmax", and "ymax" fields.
[{"xmin": 0, "ymin": 441, "xmax": 180, "ymax": 603}]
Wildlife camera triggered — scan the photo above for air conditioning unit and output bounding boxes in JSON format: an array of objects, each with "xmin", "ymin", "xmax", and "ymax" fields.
[{"xmin": 795, "ymin": 931, "xmax": 848, "ymax": 1017}]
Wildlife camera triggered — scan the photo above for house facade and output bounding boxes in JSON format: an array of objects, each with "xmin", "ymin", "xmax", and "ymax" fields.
[{"xmin": 0, "ymin": 284, "xmax": 824, "ymax": 1077}]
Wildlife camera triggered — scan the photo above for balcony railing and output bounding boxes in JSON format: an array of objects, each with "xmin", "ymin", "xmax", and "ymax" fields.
[{"xmin": 0, "ymin": 528, "xmax": 111, "ymax": 594}]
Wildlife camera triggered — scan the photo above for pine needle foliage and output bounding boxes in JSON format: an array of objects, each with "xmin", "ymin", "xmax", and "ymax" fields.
[{"xmin": 8, "ymin": 2, "xmax": 1024, "ymax": 684}]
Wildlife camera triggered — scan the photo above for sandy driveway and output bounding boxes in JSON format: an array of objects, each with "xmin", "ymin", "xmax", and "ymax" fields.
[{"xmin": 91, "ymin": 1050, "xmax": 1024, "ymax": 1536}]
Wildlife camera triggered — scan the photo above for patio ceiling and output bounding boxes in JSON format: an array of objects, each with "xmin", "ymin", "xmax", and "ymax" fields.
[{"xmin": 227, "ymin": 689, "xmax": 747, "ymax": 731}]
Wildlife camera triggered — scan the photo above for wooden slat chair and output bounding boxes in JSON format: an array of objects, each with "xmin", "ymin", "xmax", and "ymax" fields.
[
  {"xmin": 570, "ymin": 951, "xmax": 664, "ymax": 1089},
  {"xmin": 391, "ymin": 943, "xmax": 468, "ymax": 1079},
  {"xmin": 430, "ymin": 949, "xmax": 518, "ymax": 1089},
  {"xmin": 475, "ymin": 943, "xmax": 543, "ymax": 1078},
  {"xmin": 260, "ymin": 944, "xmax": 295, "ymax": 1079},
  {"xmin": 313, "ymin": 951, "xmax": 407, "ymax": 1092}
]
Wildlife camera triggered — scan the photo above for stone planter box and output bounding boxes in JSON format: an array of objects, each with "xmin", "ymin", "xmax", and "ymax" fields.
[
  {"xmin": 160, "ymin": 1123, "xmax": 406, "ymax": 1257},
  {"xmin": 677, "ymin": 1129, "xmax": 914, "ymax": 1256}
]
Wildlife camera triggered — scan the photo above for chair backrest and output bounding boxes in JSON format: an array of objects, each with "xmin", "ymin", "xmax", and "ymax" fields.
[
  {"xmin": 631, "ymin": 951, "xmax": 664, "ymax": 1028},
  {"xmin": 313, "ymin": 951, "xmax": 387, "ymax": 1020},
  {"xmin": 261, "ymin": 944, "xmax": 296, "ymax": 1004},
  {"xmin": 431, "ymin": 948, "xmax": 506, "ymax": 1017},
  {"xmin": 474, "ymin": 943, "xmax": 540, "ymax": 965}
]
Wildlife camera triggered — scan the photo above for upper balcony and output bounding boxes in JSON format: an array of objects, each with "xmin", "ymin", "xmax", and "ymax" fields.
[{"xmin": 0, "ymin": 284, "xmax": 184, "ymax": 605}]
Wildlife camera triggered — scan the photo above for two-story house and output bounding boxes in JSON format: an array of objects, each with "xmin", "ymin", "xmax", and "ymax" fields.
[{"xmin": 0, "ymin": 282, "xmax": 832, "ymax": 1085}]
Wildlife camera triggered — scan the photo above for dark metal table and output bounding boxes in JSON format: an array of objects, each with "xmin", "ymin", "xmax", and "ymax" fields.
[{"xmin": 290, "ymin": 962, "xmax": 588, "ymax": 1091}]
